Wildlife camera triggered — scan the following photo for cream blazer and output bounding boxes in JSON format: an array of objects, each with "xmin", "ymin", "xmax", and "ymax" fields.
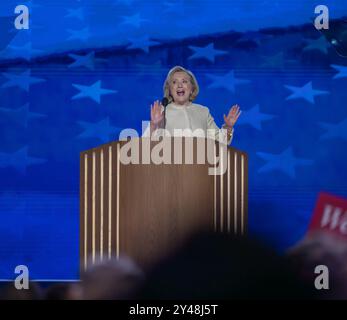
[{"xmin": 144, "ymin": 102, "xmax": 233, "ymax": 145}]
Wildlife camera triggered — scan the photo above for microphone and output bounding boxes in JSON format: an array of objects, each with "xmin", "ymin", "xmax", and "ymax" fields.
[
  {"xmin": 161, "ymin": 97, "xmax": 169, "ymax": 107},
  {"xmin": 161, "ymin": 97, "xmax": 169, "ymax": 129}
]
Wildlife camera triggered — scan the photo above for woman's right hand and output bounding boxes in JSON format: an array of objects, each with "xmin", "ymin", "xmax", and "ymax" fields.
[{"xmin": 150, "ymin": 100, "xmax": 164, "ymax": 128}]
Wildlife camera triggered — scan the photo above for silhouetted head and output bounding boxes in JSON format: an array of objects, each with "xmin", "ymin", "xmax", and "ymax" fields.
[
  {"xmin": 138, "ymin": 231, "xmax": 316, "ymax": 299},
  {"xmin": 77, "ymin": 256, "xmax": 144, "ymax": 300}
]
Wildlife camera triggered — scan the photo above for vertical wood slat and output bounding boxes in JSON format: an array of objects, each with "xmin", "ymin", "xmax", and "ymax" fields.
[
  {"xmin": 241, "ymin": 152, "xmax": 248, "ymax": 235},
  {"xmin": 80, "ymin": 153, "xmax": 86, "ymax": 274},
  {"xmin": 116, "ymin": 143, "xmax": 121, "ymax": 258},
  {"xmin": 87, "ymin": 151, "xmax": 93, "ymax": 268},
  {"xmin": 219, "ymin": 145, "xmax": 224, "ymax": 232},
  {"xmin": 84, "ymin": 153, "xmax": 88, "ymax": 269},
  {"xmin": 215, "ymin": 145, "xmax": 221, "ymax": 231},
  {"xmin": 100, "ymin": 149, "xmax": 104, "ymax": 260},
  {"xmin": 213, "ymin": 143, "xmax": 217, "ymax": 231},
  {"xmin": 108, "ymin": 145, "xmax": 113, "ymax": 259},
  {"xmin": 109, "ymin": 142, "xmax": 121, "ymax": 257},
  {"xmin": 227, "ymin": 149, "xmax": 231, "ymax": 233},
  {"xmin": 110, "ymin": 144, "xmax": 117, "ymax": 257},
  {"xmin": 94, "ymin": 150, "xmax": 101, "ymax": 262},
  {"xmin": 217, "ymin": 146, "xmax": 235, "ymax": 234},
  {"xmin": 240, "ymin": 155, "xmax": 245, "ymax": 235},
  {"xmin": 222, "ymin": 147, "xmax": 228, "ymax": 233},
  {"xmin": 234, "ymin": 151, "xmax": 238, "ymax": 235},
  {"xmin": 102, "ymin": 146, "xmax": 109, "ymax": 260},
  {"xmin": 237, "ymin": 152, "xmax": 242, "ymax": 235},
  {"xmin": 96, "ymin": 146, "xmax": 112, "ymax": 262},
  {"xmin": 92, "ymin": 151, "xmax": 96, "ymax": 263},
  {"xmin": 229, "ymin": 149, "xmax": 235, "ymax": 234}
]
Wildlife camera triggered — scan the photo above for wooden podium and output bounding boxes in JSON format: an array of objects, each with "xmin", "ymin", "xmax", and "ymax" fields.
[{"xmin": 80, "ymin": 137, "xmax": 248, "ymax": 271}]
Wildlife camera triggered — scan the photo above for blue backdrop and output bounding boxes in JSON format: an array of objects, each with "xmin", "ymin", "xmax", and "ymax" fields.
[{"xmin": 0, "ymin": 0, "xmax": 347, "ymax": 280}]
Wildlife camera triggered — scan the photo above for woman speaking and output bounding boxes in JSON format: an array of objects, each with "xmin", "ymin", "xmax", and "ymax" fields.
[{"xmin": 149, "ymin": 66, "xmax": 241, "ymax": 144}]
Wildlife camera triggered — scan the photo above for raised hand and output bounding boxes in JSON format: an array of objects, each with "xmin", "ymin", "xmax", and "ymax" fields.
[
  {"xmin": 150, "ymin": 100, "xmax": 164, "ymax": 127},
  {"xmin": 223, "ymin": 104, "xmax": 241, "ymax": 128}
]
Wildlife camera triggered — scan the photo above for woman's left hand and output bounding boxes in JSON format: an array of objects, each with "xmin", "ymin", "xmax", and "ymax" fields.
[{"xmin": 224, "ymin": 104, "xmax": 241, "ymax": 128}]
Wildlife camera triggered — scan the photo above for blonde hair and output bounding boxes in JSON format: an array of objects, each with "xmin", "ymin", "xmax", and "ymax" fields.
[{"xmin": 163, "ymin": 66, "xmax": 199, "ymax": 103}]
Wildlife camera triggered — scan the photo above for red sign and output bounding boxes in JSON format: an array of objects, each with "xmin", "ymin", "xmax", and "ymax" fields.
[{"xmin": 308, "ymin": 192, "xmax": 347, "ymax": 239}]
